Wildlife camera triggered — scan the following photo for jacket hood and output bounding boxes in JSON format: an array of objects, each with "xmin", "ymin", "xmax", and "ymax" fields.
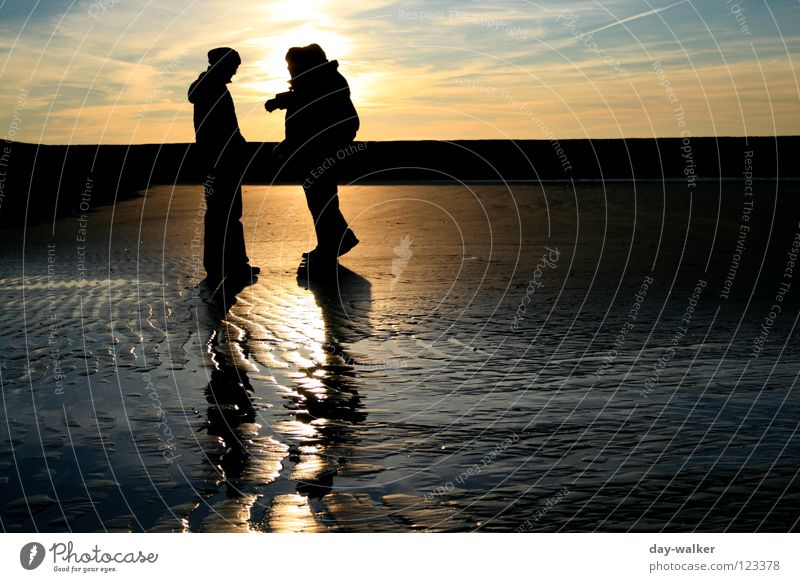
[
  {"xmin": 188, "ymin": 72, "xmax": 207, "ymax": 103},
  {"xmin": 188, "ymin": 69, "xmax": 228, "ymax": 103},
  {"xmin": 290, "ymin": 60, "xmax": 344, "ymax": 90}
]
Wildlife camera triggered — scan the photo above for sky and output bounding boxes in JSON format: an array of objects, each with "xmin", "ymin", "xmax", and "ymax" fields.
[{"xmin": 0, "ymin": 0, "xmax": 798, "ymax": 144}]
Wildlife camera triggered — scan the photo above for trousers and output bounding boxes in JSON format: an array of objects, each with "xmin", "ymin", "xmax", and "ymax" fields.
[
  {"xmin": 202, "ymin": 152, "xmax": 249, "ymax": 279},
  {"xmin": 301, "ymin": 150, "xmax": 350, "ymax": 250}
]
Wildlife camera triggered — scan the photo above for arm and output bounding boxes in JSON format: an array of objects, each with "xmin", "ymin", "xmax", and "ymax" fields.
[{"xmin": 265, "ymin": 90, "xmax": 294, "ymax": 113}]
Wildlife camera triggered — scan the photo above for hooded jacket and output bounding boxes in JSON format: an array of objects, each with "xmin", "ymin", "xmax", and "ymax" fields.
[
  {"xmin": 282, "ymin": 60, "xmax": 359, "ymax": 158},
  {"xmin": 188, "ymin": 70, "xmax": 245, "ymax": 159}
]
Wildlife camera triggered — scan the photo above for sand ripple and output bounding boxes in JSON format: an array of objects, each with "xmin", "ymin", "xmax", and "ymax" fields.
[{"xmin": 1, "ymin": 183, "xmax": 799, "ymax": 531}]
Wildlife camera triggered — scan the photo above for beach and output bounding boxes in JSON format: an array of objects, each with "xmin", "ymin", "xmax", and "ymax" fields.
[{"xmin": 0, "ymin": 179, "xmax": 798, "ymax": 532}]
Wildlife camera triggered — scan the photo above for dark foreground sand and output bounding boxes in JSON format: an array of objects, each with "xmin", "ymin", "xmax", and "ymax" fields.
[{"xmin": 0, "ymin": 180, "xmax": 798, "ymax": 532}]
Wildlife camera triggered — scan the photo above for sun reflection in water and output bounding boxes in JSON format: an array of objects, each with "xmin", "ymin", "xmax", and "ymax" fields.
[
  {"xmin": 274, "ymin": 419, "xmax": 318, "ymax": 442},
  {"xmin": 213, "ymin": 265, "xmax": 371, "ymax": 532},
  {"xmin": 265, "ymin": 494, "xmax": 326, "ymax": 533}
]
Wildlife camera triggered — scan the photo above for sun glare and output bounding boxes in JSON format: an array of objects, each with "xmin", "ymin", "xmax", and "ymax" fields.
[{"xmin": 239, "ymin": 27, "xmax": 355, "ymax": 100}]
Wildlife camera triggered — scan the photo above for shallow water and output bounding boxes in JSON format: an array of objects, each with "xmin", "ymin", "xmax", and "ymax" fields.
[{"xmin": 0, "ymin": 182, "xmax": 798, "ymax": 532}]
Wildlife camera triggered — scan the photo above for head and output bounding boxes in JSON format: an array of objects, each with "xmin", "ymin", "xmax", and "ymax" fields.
[
  {"xmin": 285, "ymin": 44, "xmax": 327, "ymax": 78},
  {"xmin": 207, "ymin": 47, "xmax": 241, "ymax": 83}
]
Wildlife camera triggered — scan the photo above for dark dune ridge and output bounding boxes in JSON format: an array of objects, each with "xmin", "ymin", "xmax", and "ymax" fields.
[{"xmin": 1, "ymin": 136, "xmax": 798, "ymax": 227}]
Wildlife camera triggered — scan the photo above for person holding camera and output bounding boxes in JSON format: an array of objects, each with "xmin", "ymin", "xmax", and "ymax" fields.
[{"xmin": 265, "ymin": 44, "xmax": 360, "ymax": 266}]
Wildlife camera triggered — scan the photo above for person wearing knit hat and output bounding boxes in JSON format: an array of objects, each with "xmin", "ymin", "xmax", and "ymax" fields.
[
  {"xmin": 188, "ymin": 47, "xmax": 259, "ymax": 284},
  {"xmin": 208, "ymin": 47, "xmax": 241, "ymax": 68}
]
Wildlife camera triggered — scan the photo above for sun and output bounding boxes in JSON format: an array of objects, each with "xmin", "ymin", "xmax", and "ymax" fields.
[{"xmin": 238, "ymin": 27, "xmax": 354, "ymax": 100}]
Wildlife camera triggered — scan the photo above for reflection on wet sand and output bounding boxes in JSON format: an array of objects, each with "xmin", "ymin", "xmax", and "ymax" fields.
[
  {"xmin": 7, "ymin": 183, "xmax": 798, "ymax": 532},
  {"xmin": 258, "ymin": 265, "xmax": 372, "ymax": 531},
  {"xmin": 193, "ymin": 267, "xmax": 372, "ymax": 532},
  {"xmin": 193, "ymin": 277, "xmax": 282, "ymax": 532}
]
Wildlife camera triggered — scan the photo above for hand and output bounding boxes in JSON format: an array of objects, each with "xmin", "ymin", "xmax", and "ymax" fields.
[{"xmin": 265, "ymin": 99, "xmax": 278, "ymax": 113}]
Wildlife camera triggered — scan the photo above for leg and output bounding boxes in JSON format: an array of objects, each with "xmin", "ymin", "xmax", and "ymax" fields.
[
  {"xmin": 302, "ymin": 156, "xmax": 355, "ymax": 257},
  {"xmin": 220, "ymin": 177, "xmax": 249, "ymax": 271},
  {"xmin": 203, "ymin": 173, "xmax": 224, "ymax": 280},
  {"xmin": 203, "ymin": 163, "xmax": 251, "ymax": 280}
]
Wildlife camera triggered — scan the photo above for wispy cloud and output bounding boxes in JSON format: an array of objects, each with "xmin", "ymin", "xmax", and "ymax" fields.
[
  {"xmin": 0, "ymin": 0, "xmax": 797, "ymax": 143},
  {"xmin": 587, "ymin": 0, "xmax": 688, "ymax": 35}
]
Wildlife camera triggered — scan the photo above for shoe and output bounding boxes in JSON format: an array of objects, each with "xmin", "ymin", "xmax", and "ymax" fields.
[
  {"xmin": 204, "ymin": 271, "xmax": 224, "ymax": 286},
  {"xmin": 337, "ymin": 229, "xmax": 359, "ymax": 257},
  {"xmin": 305, "ymin": 248, "xmax": 337, "ymax": 264},
  {"xmin": 298, "ymin": 249, "xmax": 337, "ymax": 275},
  {"xmin": 301, "ymin": 230, "xmax": 359, "ymax": 260},
  {"xmin": 226, "ymin": 264, "xmax": 260, "ymax": 284}
]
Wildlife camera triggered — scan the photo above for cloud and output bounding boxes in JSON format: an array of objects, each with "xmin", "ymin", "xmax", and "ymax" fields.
[
  {"xmin": 0, "ymin": 0, "xmax": 797, "ymax": 143},
  {"xmin": 587, "ymin": 0, "xmax": 688, "ymax": 35}
]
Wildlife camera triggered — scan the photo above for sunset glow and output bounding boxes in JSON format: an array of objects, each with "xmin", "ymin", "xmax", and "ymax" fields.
[{"xmin": 0, "ymin": 0, "xmax": 798, "ymax": 144}]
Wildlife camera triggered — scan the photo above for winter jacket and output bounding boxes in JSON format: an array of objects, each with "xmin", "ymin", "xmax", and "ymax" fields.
[
  {"xmin": 188, "ymin": 70, "xmax": 245, "ymax": 161},
  {"xmin": 281, "ymin": 60, "xmax": 359, "ymax": 158}
]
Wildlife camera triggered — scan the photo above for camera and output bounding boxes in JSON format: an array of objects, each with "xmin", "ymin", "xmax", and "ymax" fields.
[{"xmin": 265, "ymin": 91, "xmax": 292, "ymax": 112}]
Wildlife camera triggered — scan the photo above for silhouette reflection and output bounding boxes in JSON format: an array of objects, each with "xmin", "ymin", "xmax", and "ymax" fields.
[
  {"xmin": 193, "ymin": 267, "xmax": 373, "ymax": 530},
  {"xmin": 198, "ymin": 277, "xmax": 259, "ymax": 498},
  {"xmin": 288, "ymin": 265, "xmax": 372, "ymax": 498},
  {"xmin": 254, "ymin": 266, "xmax": 373, "ymax": 531}
]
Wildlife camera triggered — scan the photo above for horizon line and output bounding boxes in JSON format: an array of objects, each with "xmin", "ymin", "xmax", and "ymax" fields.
[{"xmin": 7, "ymin": 135, "xmax": 799, "ymax": 147}]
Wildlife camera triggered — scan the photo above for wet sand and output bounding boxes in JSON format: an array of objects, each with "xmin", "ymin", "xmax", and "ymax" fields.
[{"xmin": 0, "ymin": 180, "xmax": 799, "ymax": 532}]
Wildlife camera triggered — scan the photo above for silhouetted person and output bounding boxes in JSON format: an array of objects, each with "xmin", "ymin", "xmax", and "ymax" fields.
[
  {"xmin": 265, "ymin": 44, "xmax": 360, "ymax": 266},
  {"xmin": 195, "ymin": 277, "xmax": 257, "ymax": 498},
  {"xmin": 189, "ymin": 47, "xmax": 259, "ymax": 284},
  {"xmin": 290, "ymin": 265, "xmax": 371, "ymax": 499}
]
